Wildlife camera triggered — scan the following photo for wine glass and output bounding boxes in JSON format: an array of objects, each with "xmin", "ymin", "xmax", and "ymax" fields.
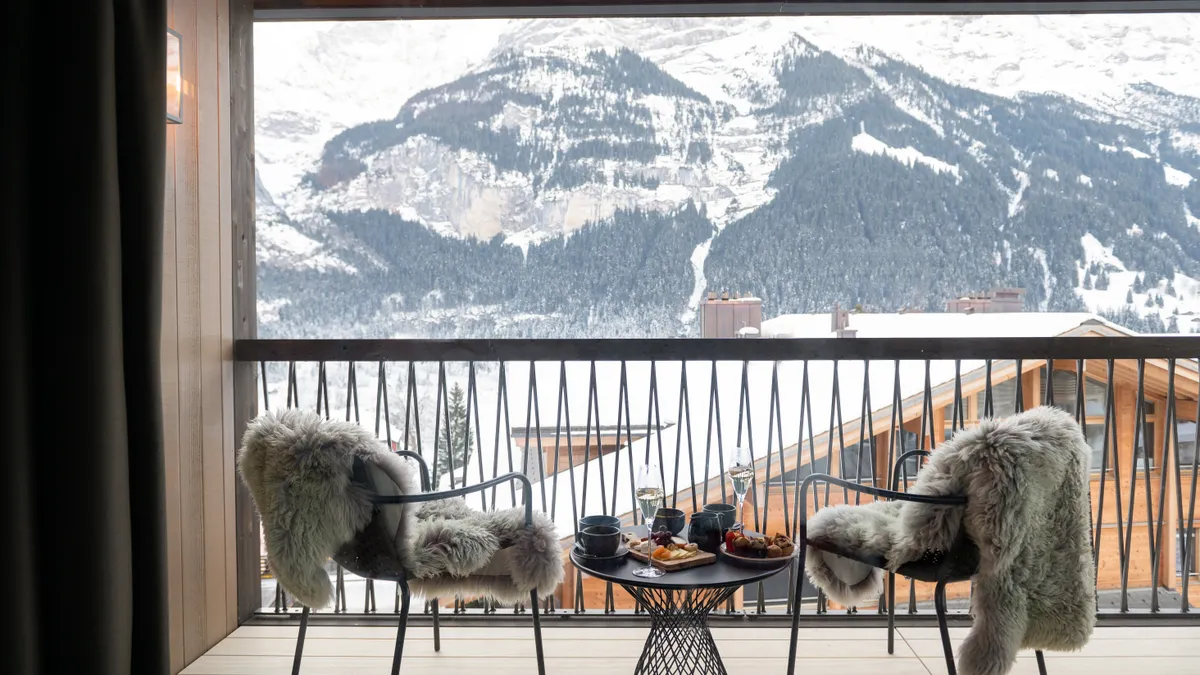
[
  {"xmin": 634, "ymin": 462, "xmax": 666, "ymax": 579},
  {"xmin": 728, "ymin": 446, "xmax": 754, "ymax": 529}
]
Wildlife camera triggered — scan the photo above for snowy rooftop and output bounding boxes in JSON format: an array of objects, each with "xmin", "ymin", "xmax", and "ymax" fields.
[{"xmin": 758, "ymin": 311, "xmax": 1123, "ymax": 339}]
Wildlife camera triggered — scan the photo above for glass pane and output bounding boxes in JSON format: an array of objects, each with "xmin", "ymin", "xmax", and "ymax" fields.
[
  {"xmin": 893, "ymin": 430, "xmax": 921, "ymax": 484},
  {"xmin": 977, "ymin": 378, "xmax": 1019, "ymax": 418},
  {"xmin": 1135, "ymin": 406, "xmax": 1155, "ymax": 469},
  {"xmin": 1039, "ymin": 368, "xmax": 1079, "ymax": 414},
  {"xmin": 1086, "ymin": 424, "xmax": 1106, "ymax": 472},
  {"xmin": 1179, "ymin": 422, "xmax": 1196, "ymax": 467},
  {"xmin": 839, "ymin": 442, "xmax": 873, "ymax": 480},
  {"xmin": 1083, "ymin": 376, "xmax": 1108, "ymax": 417}
]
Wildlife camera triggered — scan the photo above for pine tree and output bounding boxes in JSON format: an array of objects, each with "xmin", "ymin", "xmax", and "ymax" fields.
[
  {"xmin": 1168, "ymin": 315, "xmax": 1180, "ymax": 333},
  {"xmin": 434, "ymin": 383, "xmax": 474, "ymax": 489},
  {"xmin": 1155, "ymin": 294, "xmax": 1164, "ymax": 308},
  {"xmin": 1133, "ymin": 274, "xmax": 1146, "ymax": 294},
  {"xmin": 1166, "ymin": 281, "xmax": 1177, "ymax": 297},
  {"xmin": 1126, "ymin": 288, "xmax": 1134, "ymax": 304},
  {"xmin": 1145, "ymin": 294, "xmax": 1156, "ymax": 308},
  {"xmin": 1082, "ymin": 274, "xmax": 1093, "ymax": 290},
  {"xmin": 1095, "ymin": 270, "xmax": 1109, "ymax": 291}
]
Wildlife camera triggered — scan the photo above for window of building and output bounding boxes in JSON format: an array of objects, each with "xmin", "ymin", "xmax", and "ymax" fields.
[{"xmin": 976, "ymin": 378, "xmax": 1020, "ymax": 418}]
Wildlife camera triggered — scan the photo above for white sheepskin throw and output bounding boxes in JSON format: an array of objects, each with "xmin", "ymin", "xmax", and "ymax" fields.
[
  {"xmin": 804, "ymin": 406, "xmax": 1096, "ymax": 675},
  {"xmin": 238, "ymin": 409, "xmax": 563, "ymax": 608}
]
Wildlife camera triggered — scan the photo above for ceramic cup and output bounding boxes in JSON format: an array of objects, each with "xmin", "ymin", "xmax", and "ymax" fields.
[
  {"xmin": 576, "ymin": 515, "xmax": 621, "ymax": 545},
  {"xmin": 653, "ymin": 507, "xmax": 686, "ymax": 536},
  {"xmin": 702, "ymin": 503, "xmax": 736, "ymax": 532},
  {"xmin": 578, "ymin": 525, "xmax": 621, "ymax": 557}
]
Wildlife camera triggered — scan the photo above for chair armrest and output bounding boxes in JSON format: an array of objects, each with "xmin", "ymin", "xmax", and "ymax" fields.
[
  {"xmin": 891, "ymin": 450, "xmax": 931, "ymax": 491},
  {"xmin": 369, "ymin": 472, "xmax": 536, "ymax": 527},
  {"xmin": 797, "ymin": 473, "xmax": 966, "ymax": 545},
  {"xmin": 394, "ymin": 450, "xmax": 431, "ymax": 492}
]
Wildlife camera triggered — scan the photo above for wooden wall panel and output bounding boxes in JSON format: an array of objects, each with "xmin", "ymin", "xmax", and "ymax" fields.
[
  {"xmin": 162, "ymin": 49, "xmax": 186, "ymax": 675},
  {"xmin": 163, "ymin": 0, "xmax": 238, "ymax": 671},
  {"xmin": 172, "ymin": 0, "xmax": 208, "ymax": 659},
  {"xmin": 217, "ymin": 0, "xmax": 239, "ymax": 632}
]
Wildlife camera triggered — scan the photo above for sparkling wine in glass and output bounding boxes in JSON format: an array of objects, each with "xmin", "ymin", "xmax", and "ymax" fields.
[
  {"xmin": 633, "ymin": 463, "xmax": 665, "ymax": 578},
  {"xmin": 728, "ymin": 446, "xmax": 754, "ymax": 529}
]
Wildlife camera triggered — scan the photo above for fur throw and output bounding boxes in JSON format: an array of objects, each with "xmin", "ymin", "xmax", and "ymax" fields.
[
  {"xmin": 804, "ymin": 406, "xmax": 1095, "ymax": 675},
  {"xmin": 238, "ymin": 409, "xmax": 563, "ymax": 608}
]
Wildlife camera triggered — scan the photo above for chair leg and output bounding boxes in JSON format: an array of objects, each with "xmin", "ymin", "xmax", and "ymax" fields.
[
  {"xmin": 786, "ymin": 545, "xmax": 807, "ymax": 675},
  {"xmin": 1035, "ymin": 650, "xmax": 1048, "ymax": 675},
  {"xmin": 887, "ymin": 572, "xmax": 896, "ymax": 655},
  {"xmin": 292, "ymin": 606, "xmax": 309, "ymax": 675},
  {"xmin": 432, "ymin": 598, "xmax": 441, "ymax": 652},
  {"xmin": 530, "ymin": 589, "xmax": 546, "ymax": 675},
  {"xmin": 934, "ymin": 580, "xmax": 956, "ymax": 675},
  {"xmin": 392, "ymin": 580, "xmax": 410, "ymax": 675}
]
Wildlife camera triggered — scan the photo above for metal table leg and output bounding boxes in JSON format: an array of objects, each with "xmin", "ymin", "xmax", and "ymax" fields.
[{"xmin": 621, "ymin": 585, "xmax": 741, "ymax": 675}]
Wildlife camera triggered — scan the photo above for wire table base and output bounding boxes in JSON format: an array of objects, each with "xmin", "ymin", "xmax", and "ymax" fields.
[{"xmin": 622, "ymin": 584, "xmax": 742, "ymax": 675}]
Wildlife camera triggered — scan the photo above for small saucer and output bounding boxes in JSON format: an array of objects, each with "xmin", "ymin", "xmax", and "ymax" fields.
[{"xmin": 573, "ymin": 543, "xmax": 629, "ymax": 562}]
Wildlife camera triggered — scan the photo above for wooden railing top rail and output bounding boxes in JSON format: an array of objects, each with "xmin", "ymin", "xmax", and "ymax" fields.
[{"xmin": 235, "ymin": 336, "xmax": 1200, "ymax": 363}]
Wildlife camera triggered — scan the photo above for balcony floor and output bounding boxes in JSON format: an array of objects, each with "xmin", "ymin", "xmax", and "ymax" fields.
[{"xmin": 182, "ymin": 624, "xmax": 1200, "ymax": 674}]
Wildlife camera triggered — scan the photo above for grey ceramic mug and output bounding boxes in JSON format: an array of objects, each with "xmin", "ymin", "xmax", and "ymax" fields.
[
  {"xmin": 578, "ymin": 525, "xmax": 621, "ymax": 557},
  {"xmin": 577, "ymin": 515, "xmax": 621, "ymax": 545}
]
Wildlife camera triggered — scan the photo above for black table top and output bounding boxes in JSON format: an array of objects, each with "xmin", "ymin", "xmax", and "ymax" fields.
[{"xmin": 569, "ymin": 525, "xmax": 794, "ymax": 590}]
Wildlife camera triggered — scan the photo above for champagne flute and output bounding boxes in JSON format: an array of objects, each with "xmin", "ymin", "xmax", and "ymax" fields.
[
  {"xmin": 634, "ymin": 463, "xmax": 666, "ymax": 579},
  {"xmin": 728, "ymin": 446, "xmax": 754, "ymax": 529}
]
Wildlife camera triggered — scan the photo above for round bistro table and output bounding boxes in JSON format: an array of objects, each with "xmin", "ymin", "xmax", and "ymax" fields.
[{"xmin": 569, "ymin": 525, "xmax": 794, "ymax": 675}]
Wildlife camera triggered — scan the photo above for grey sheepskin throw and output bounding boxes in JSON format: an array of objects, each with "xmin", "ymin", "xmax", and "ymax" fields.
[
  {"xmin": 238, "ymin": 409, "xmax": 563, "ymax": 608},
  {"xmin": 804, "ymin": 406, "xmax": 1095, "ymax": 675}
]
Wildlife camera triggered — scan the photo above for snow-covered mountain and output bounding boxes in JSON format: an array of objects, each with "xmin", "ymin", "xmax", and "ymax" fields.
[{"xmin": 255, "ymin": 15, "xmax": 1200, "ymax": 339}]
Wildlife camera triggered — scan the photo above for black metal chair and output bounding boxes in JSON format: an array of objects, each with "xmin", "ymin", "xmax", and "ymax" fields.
[
  {"xmin": 786, "ymin": 450, "xmax": 1048, "ymax": 675},
  {"xmin": 290, "ymin": 450, "xmax": 546, "ymax": 675}
]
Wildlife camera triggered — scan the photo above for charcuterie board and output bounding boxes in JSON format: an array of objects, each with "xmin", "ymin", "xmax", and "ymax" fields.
[{"xmin": 625, "ymin": 537, "xmax": 717, "ymax": 571}]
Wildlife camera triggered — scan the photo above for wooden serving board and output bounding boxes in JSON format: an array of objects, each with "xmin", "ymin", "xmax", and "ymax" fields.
[{"xmin": 627, "ymin": 542, "xmax": 717, "ymax": 571}]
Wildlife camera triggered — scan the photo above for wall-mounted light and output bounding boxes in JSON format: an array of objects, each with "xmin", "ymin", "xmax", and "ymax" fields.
[{"xmin": 167, "ymin": 28, "xmax": 182, "ymax": 124}]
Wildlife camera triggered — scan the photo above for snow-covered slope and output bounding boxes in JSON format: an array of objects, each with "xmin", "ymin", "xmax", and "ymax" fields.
[{"xmin": 255, "ymin": 20, "xmax": 511, "ymax": 204}]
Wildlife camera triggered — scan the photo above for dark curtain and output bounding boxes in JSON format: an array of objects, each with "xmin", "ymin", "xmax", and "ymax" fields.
[{"xmin": 2, "ymin": 1, "xmax": 169, "ymax": 674}]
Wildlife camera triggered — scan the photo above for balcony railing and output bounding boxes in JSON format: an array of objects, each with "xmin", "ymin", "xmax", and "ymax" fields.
[{"xmin": 234, "ymin": 336, "xmax": 1200, "ymax": 621}]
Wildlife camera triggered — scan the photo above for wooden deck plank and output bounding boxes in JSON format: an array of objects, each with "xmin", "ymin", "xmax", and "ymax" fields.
[
  {"xmin": 229, "ymin": 625, "xmax": 885, "ymax": 641},
  {"xmin": 207, "ymin": 635, "xmax": 915, "ymax": 659},
  {"xmin": 905, "ymin": 637, "xmax": 1199, "ymax": 659},
  {"xmin": 182, "ymin": 625, "xmax": 1200, "ymax": 675},
  {"xmin": 182, "ymin": 655, "xmax": 932, "ymax": 675}
]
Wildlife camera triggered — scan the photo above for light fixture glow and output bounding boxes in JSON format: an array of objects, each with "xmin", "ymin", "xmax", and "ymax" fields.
[{"xmin": 167, "ymin": 28, "xmax": 182, "ymax": 124}]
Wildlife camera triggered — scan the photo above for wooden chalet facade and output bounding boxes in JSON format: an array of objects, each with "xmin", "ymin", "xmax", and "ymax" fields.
[{"xmin": 562, "ymin": 317, "xmax": 1200, "ymax": 612}]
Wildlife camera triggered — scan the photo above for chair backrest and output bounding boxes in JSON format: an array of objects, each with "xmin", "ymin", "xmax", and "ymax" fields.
[{"xmin": 331, "ymin": 457, "xmax": 409, "ymax": 581}]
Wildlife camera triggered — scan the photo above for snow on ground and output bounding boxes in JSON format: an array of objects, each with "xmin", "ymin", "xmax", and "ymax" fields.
[
  {"xmin": 257, "ymin": 220, "xmax": 356, "ymax": 273},
  {"xmin": 1008, "ymin": 170, "xmax": 1030, "ymax": 217},
  {"xmin": 1078, "ymin": 174, "xmax": 1093, "ymax": 187},
  {"xmin": 682, "ymin": 236, "xmax": 715, "ymax": 326},
  {"xmin": 1123, "ymin": 146, "xmax": 1152, "ymax": 160},
  {"xmin": 1165, "ymin": 165, "xmax": 1195, "ymax": 188},
  {"xmin": 1044, "ymin": 168, "xmax": 1060, "ymax": 181},
  {"xmin": 1031, "ymin": 248, "xmax": 1053, "ymax": 311},
  {"xmin": 851, "ymin": 124, "xmax": 961, "ymax": 181},
  {"xmin": 1076, "ymin": 233, "xmax": 1200, "ymax": 331},
  {"xmin": 1187, "ymin": 204, "xmax": 1200, "ymax": 230}
]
